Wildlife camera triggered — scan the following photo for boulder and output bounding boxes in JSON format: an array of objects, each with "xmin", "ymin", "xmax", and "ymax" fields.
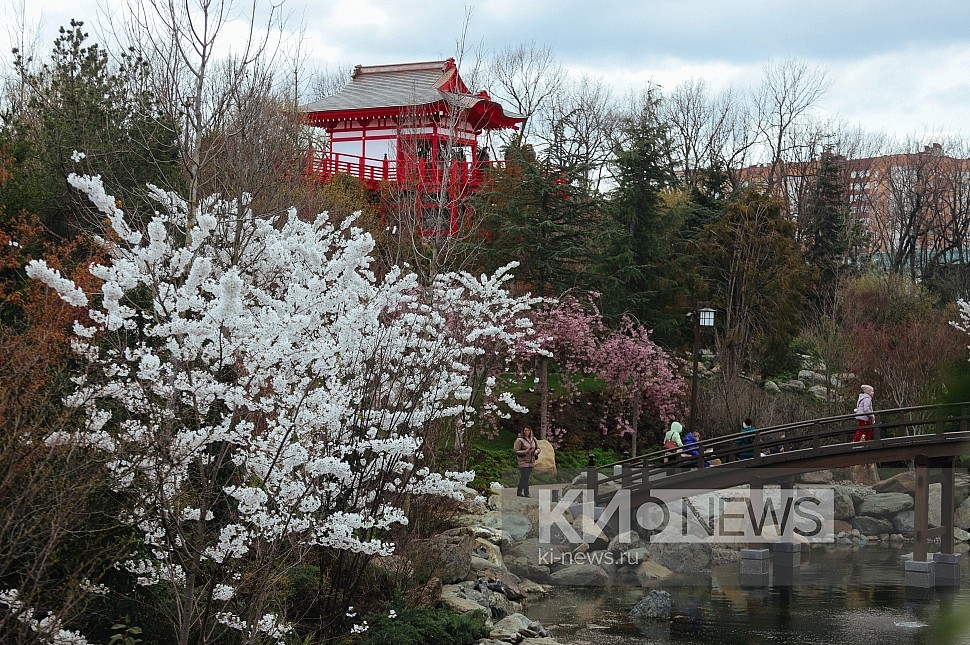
[
  {"xmin": 852, "ymin": 515, "xmax": 894, "ymax": 536},
  {"xmin": 466, "ymin": 565, "xmax": 526, "ymax": 601},
  {"xmin": 607, "ymin": 530, "xmax": 643, "ymax": 554},
  {"xmin": 489, "ymin": 613, "xmax": 532, "ymax": 642},
  {"xmin": 929, "ymin": 483, "xmax": 942, "ymax": 528},
  {"xmin": 441, "ymin": 592, "xmax": 489, "ymax": 616},
  {"xmin": 643, "ymin": 541, "xmax": 712, "ymax": 574},
  {"xmin": 505, "ymin": 557, "xmax": 551, "ymax": 583},
  {"xmin": 955, "ymin": 497, "xmax": 970, "ymax": 530},
  {"xmin": 807, "ymin": 385, "xmax": 832, "ymax": 400},
  {"xmin": 956, "ymin": 527, "xmax": 970, "ymax": 542},
  {"xmin": 635, "ymin": 559, "xmax": 673, "ymax": 584},
  {"xmin": 533, "ymin": 439, "xmax": 556, "ymax": 478},
  {"xmin": 405, "ymin": 576, "xmax": 442, "ymax": 609},
  {"xmin": 619, "ymin": 547, "xmax": 650, "ymax": 567},
  {"xmin": 848, "ymin": 464, "xmax": 881, "ymax": 486},
  {"xmin": 798, "ymin": 369, "xmax": 828, "ymax": 385},
  {"xmin": 849, "ymin": 486, "xmax": 875, "ymax": 512},
  {"xmin": 892, "ymin": 510, "xmax": 915, "ymax": 537},
  {"xmin": 474, "ymin": 537, "xmax": 504, "ymax": 568},
  {"xmin": 548, "ymin": 563, "xmax": 610, "ymax": 586},
  {"xmin": 420, "ymin": 534, "xmax": 473, "ymax": 584},
  {"xmin": 570, "ymin": 515, "xmax": 610, "ymax": 550},
  {"xmin": 566, "ymin": 471, "xmax": 622, "ymax": 497},
  {"xmin": 799, "ymin": 470, "xmax": 834, "ymax": 484},
  {"xmin": 779, "ymin": 380, "xmax": 806, "ymax": 392},
  {"xmin": 629, "ymin": 590, "xmax": 672, "ymax": 621},
  {"xmin": 874, "ymin": 471, "xmax": 915, "ymax": 494},
  {"xmin": 833, "ymin": 519, "xmax": 854, "ymax": 534},
  {"xmin": 858, "ymin": 492, "xmax": 913, "ymax": 517},
  {"xmin": 763, "ymin": 380, "xmax": 781, "ymax": 395},
  {"xmin": 832, "ymin": 485, "xmax": 855, "ymax": 520},
  {"xmin": 480, "ymin": 510, "xmax": 532, "ymax": 542}
]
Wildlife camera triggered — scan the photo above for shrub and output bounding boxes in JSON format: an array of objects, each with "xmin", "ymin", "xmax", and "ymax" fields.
[{"xmin": 357, "ymin": 607, "xmax": 487, "ymax": 645}]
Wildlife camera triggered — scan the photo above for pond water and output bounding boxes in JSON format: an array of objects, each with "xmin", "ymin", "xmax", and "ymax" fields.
[{"xmin": 524, "ymin": 545, "xmax": 970, "ymax": 644}]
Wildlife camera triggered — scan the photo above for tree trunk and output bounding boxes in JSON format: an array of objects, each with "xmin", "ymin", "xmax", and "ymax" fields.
[
  {"xmin": 538, "ymin": 356, "xmax": 550, "ymax": 441},
  {"xmin": 630, "ymin": 397, "xmax": 640, "ymax": 458}
]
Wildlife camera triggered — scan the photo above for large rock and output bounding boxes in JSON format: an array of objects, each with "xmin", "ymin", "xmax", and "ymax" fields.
[
  {"xmin": 643, "ymin": 541, "xmax": 712, "ymax": 574},
  {"xmin": 567, "ymin": 471, "xmax": 622, "ymax": 497},
  {"xmin": 848, "ymin": 464, "xmax": 881, "ymax": 486},
  {"xmin": 874, "ymin": 471, "xmax": 915, "ymax": 494},
  {"xmin": 479, "ymin": 510, "xmax": 532, "ymax": 542},
  {"xmin": 763, "ymin": 380, "xmax": 781, "ymax": 395},
  {"xmin": 955, "ymin": 497, "xmax": 970, "ymax": 530},
  {"xmin": 474, "ymin": 537, "xmax": 504, "ymax": 568},
  {"xmin": 441, "ymin": 591, "xmax": 489, "ymax": 617},
  {"xmin": 799, "ymin": 470, "xmax": 834, "ymax": 484},
  {"xmin": 607, "ymin": 530, "xmax": 642, "ymax": 554},
  {"xmin": 635, "ymin": 559, "xmax": 673, "ymax": 584},
  {"xmin": 858, "ymin": 492, "xmax": 914, "ymax": 517},
  {"xmin": 629, "ymin": 590, "xmax": 672, "ymax": 621},
  {"xmin": 533, "ymin": 439, "xmax": 556, "ymax": 478},
  {"xmin": 798, "ymin": 369, "xmax": 830, "ymax": 385},
  {"xmin": 619, "ymin": 547, "xmax": 650, "ymax": 567},
  {"xmin": 849, "ymin": 486, "xmax": 875, "ymax": 512},
  {"xmin": 807, "ymin": 385, "xmax": 832, "ymax": 400},
  {"xmin": 892, "ymin": 511, "xmax": 915, "ymax": 537},
  {"xmin": 930, "ymin": 483, "xmax": 942, "ymax": 527},
  {"xmin": 548, "ymin": 562, "xmax": 610, "ymax": 586},
  {"xmin": 852, "ymin": 515, "xmax": 894, "ymax": 536},
  {"xmin": 570, "ymin": 515, "xmax": 610, "ymax": 550},
  {"xmin": 489, "ymin": 613, "xmax": 532, "ymax": 642},
  {"xmin": 419, "ymin": 535, "xmax": 473, "ymax": 584},
  {"xmin": 405, "ymin": 576, "xmax": 442, "ymax": 609},
  {"xmin": 832, "ymin": 485, "xmax": 855, "ymax": 520}
]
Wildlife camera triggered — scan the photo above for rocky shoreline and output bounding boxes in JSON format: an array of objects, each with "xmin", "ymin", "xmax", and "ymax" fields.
[{"xmin": 422, "ymin": 466, "xmax": 970, "ymax": 644}]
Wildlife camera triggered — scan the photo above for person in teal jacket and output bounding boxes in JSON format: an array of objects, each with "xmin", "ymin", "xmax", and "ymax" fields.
[{"xmin": 736, "ymin": 418, "xmax": 756, "ymax": 459}]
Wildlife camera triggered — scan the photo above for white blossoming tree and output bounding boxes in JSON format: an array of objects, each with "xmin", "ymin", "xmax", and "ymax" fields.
[{"xmin": 25, "ymin": 172, "xmax": 539, "ymax": 643}]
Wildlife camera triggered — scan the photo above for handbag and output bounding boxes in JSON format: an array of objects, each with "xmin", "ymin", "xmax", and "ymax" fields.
[{"xmin": 663, "ymin": 439, "xmax": 677, "ymax": 450}]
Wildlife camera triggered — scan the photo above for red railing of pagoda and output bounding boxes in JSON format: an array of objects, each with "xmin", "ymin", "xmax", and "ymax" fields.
[{"xmin": 306, "ymin": 150, "xmax": 506, "ymax": 190}]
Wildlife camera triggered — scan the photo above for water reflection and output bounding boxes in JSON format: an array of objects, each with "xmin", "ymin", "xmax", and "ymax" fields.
[{"xmin": 524, "ymin": 546, "xmax": 970, "ymax": 644}]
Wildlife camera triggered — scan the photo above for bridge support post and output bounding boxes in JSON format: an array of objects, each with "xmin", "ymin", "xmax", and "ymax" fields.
[
  {"xmin": 740, "ymin": 548, "xmax": 769, "ymax": 586},
  {"xmin": 941, "ymin": 456, "xmax": 956, "ymax": 555},
  {"xmin": 772, "ymin": 541, "xmax": 801, "ymax": 568},
  {"xmin": 933, "ymin": 552, "xmax": 961, "ymax": 586},
  {"xmin": 913, "ymin": 454, "xmax": 932, "ymax": 562},
  {"xmin": 904, "ymin": 559, "xmax": 936, "ymax": 589}
]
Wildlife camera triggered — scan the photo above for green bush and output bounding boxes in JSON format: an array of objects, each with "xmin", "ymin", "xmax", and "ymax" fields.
[{"xmin": 357, "ymin": 607, "xmax": 487, "ymax": 645}]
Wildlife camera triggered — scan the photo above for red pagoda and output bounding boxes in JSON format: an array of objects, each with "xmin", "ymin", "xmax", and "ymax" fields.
[{"xmin": 301, "ymin": 58, "xmax": 525, "ymax": 233}]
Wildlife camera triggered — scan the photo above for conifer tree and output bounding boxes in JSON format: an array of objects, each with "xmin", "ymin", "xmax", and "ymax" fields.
[
  {"xmin": 801, "ymin": 148, "xmax": 852, "ymax": 303},
  {"xmin": 597, "ymin": 95, "xmax": 680, "ymax": 338}
]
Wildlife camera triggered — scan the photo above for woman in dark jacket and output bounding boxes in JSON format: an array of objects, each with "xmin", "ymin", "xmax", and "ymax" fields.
[{"xmin": 514, "ymin": 426, "xmax": 540, "ymax": 497}]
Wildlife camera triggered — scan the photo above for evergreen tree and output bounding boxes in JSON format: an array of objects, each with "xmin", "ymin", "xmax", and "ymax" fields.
[
  {"xmin": 699, "ymin": 190, "xmax": 809, "ymax": 376},
  {"xmin": 0, "ymin": 21, "xmax": 179, "ymax": 235},
  {"xmin": 801, "ymin": 149, "xmax": 851, "ymax": 303},
  {"xmin": 597, "ymin": 97, "xmax": 681, "ymax": 339},
  {"xmin": 470, "ymin": 142, "xmax": 601, "ymax": 297}
]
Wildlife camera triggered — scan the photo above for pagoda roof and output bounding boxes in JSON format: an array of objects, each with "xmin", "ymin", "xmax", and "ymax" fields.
[{"xmin": 301, "ymin": 59, "xmax": 525, "ymax": 130}]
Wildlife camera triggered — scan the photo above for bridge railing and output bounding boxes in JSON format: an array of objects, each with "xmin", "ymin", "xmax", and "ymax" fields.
[{"xmin": 588, "ymin": 402, "xmax": 970, "ymax": 500}]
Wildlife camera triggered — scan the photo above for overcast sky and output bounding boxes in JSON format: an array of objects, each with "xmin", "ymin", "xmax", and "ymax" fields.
[{"xmin": 8, "ymin": 0, "xmax": 970, "ymax": 141}]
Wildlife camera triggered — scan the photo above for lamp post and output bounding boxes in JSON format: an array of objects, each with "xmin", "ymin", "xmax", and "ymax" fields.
[{"xmin": 689, "ymin": 305, "xmax": 716, "ymax": 436}]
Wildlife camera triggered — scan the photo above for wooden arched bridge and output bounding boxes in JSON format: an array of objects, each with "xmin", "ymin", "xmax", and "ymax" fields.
[{"xmin": 588, "ymin": 402, "xmax": 970, "ymax": 561}]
